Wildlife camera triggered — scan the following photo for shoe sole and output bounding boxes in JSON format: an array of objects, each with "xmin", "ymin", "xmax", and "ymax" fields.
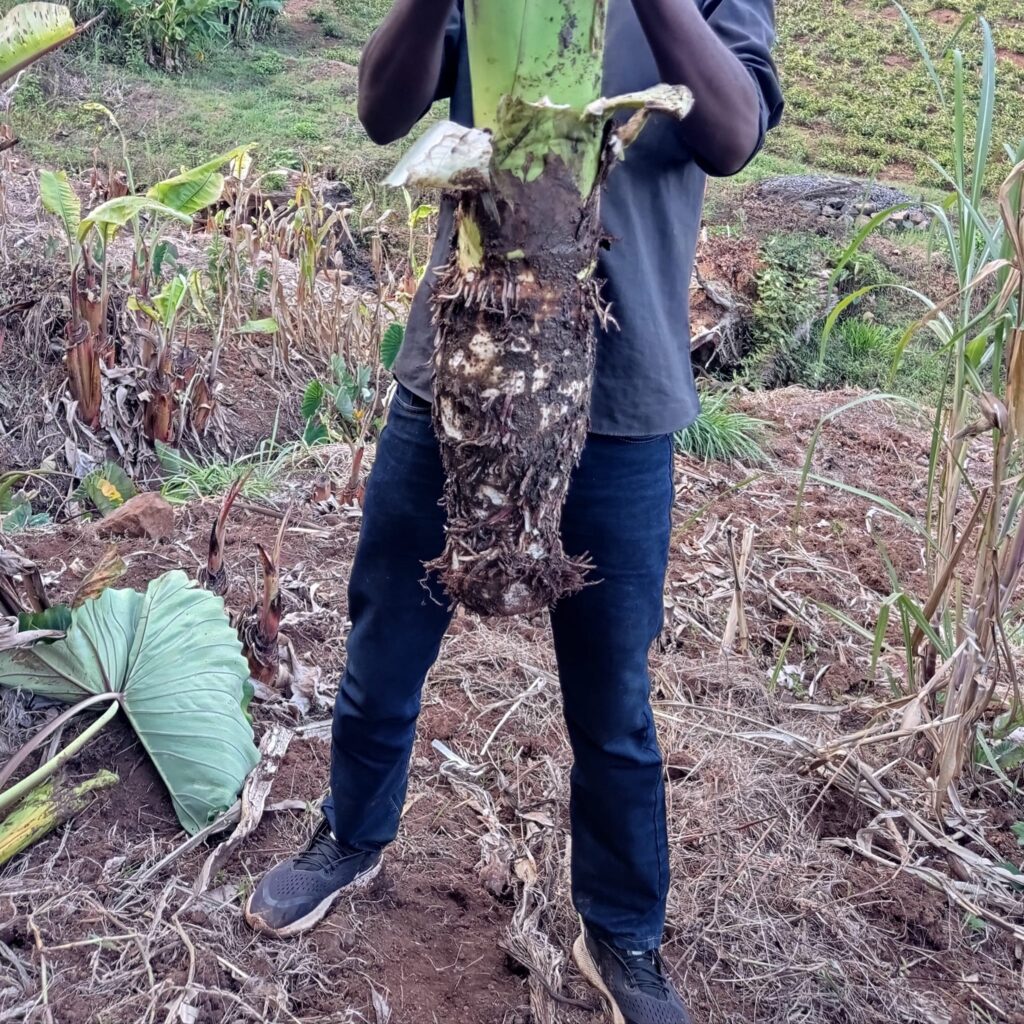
[
  {"xmin": 244, "ymin": 857, "xmax": 383, "ymax": 939},
  {"xmin": 573, "ymin": 932, "xmax": 626, "ymax": 1024}
]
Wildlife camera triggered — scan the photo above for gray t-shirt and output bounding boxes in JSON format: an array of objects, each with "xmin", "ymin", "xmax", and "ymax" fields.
[{"xmin": 393, "ymin": 0, "xmax": 783, "ymax": 436}]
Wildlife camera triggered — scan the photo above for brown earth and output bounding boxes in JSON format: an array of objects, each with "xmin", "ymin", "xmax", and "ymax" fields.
[{"xmin": 2, "ymin": 388, "xmax": 1023, "ymax": 1024}]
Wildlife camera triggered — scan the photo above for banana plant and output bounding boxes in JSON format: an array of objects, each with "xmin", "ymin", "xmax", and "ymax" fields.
[
  {"xmin": 386, "ymin": 0, "xmax": 692, "ymax": 616},
  {"xmin": 37, "ymin": 146, "xmax": 250, "ymax": 430},
  {"xmin": 0, "ymin": 571, "xmax": 259, "ymax": 835},
  {"xmin": 0, "ymin": 2, "xmax": 100, "ymax": 88}
]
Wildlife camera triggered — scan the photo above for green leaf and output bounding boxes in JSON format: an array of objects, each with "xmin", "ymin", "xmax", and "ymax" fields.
[
  {"xmin": 0, "ymin": 2, "xmax": 77, "ymax": 86},
  {"xmin": 301, "ymin": 379, "xmax": 325, "ymax": 421},
  {"xmin": 79, "ymin": 196, "xmax": 191, "ymax": 244},
  {"xmin": 0, "ymin": 571, "xmax": 259, "ymax": 835},
  {"xmin": 39, "ymin": 168, "xmax": 81, "ymax": 242},
  {"xmin": 1012, "ymin": 822, "xmax": 1024, "ymax": 847},
  {"xmin": 147, "ymin": 169, "xmax": 226, "ymax": 218},
  {"xmin": 303, "ymin": 419, "xmax": 329, "ymax": 446},
  {"xmin": 380, "ymin": 323, "xmax": 405, "ymax": 371},
  {"xmin": 334, "ymin": 389, "xmax": 355, "ymax": 420},
  {"xmin": 17, "ymin": 605, "xmax": 72, "ymax": 635},
  {"xmin": 81, "ymin": 461, "xmax": 137, "ymax": 516},
  {"xmin": 1, "ymin": 499, "xmax": 49, "ymax": 533},
  {"xmin": 235, "ymin": 318, "xmax": 279, "ymax": 335}
]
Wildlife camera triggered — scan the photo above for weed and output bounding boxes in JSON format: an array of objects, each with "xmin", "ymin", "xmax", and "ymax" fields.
[{"xmin": 676, "ymin": 390, "xmax": 768, "ymax": 464}]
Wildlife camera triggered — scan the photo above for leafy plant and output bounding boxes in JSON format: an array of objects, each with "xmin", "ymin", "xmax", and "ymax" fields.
[
  {"xmin": 803, "ymin": 12, "xmax": 1024, "ymax": 807},
  {"xmin": 156, "ymin": 438, "xmax": 291, "ymax": 504},
  {"xmin": 77, "ymin": 460, "xmax": 138, "ymax": 514},
  {"xmin": 301, "ymin": 355, "xmax": 375, "ymax": 446},
  {"xmin": 0, "ymin": 571, "xmax": 259, "ymax": 834},
  {"xmin": 676, "ymin": 391, "xmax": 768, "ymax": 464}
]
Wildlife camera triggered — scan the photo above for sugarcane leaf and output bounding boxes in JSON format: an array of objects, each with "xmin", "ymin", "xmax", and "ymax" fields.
[
  {"xmin": 380, "ymin": 323, "xmax": 405, "ymax": 371},
  {"xmin": 301, "ymin": 379, "xmax": 325, "ymax": 421},
  {"xmin": 0, "ymin": 571, "xmax": 258, "ymax": 834},
  {"xmin": 0, "ymin": 2, "xmax": 78, "ymax": 86},
  {"xmin": 39, "ymin": 169, "xmax": 81, "ymax": 242}
]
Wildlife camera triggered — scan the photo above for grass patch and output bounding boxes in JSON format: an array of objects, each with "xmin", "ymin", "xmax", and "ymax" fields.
[
  {"xmin": 677, "ymin": 391, "xmax": 768, "ymax": 464},
  {"xmin": 766, "ymin": 0, "xmax": 1024, "ymax": 188}
]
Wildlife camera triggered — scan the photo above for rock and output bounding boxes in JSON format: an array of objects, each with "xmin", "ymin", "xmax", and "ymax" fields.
[
  {"xmin": 821, "ymin": 205, "xmax": 841, "ymax": 219},
  {"xmin": 890, "ymin": 209, "xmax": 909, "ymax": 222},
  {"xmin": 854, "ymin": 214, "xmax": 873, "ymax": 229},
  {"xmin": 796, "ymin": 199, "xmax": 820, "ymax": 214},
  {"xmin": 909, "ymin": 209, "xmax": 927, "ymax": 225},
  {"xmin": 96, "ymin": 493, "xmax": 175, "ymax": 541}
]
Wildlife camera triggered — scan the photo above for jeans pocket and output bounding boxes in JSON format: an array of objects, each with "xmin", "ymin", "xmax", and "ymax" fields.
[
  {"xmin": 618, "ymin": 433, "xmax": 668, "ymax": 445},
  {"xmin": 393, "ymin": 385, "xmax": 432, "ymax": 416}
]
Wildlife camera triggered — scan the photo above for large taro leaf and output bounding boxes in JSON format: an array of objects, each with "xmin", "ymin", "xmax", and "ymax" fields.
[{"xmin": 0, "ymin": 571, "xmax": 259, "ymax": 834}]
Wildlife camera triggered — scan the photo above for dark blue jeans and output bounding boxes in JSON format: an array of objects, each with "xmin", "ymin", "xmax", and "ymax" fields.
[{"xmin": 322, "ymin": 386, "xmax": 674, "ymax": 950}]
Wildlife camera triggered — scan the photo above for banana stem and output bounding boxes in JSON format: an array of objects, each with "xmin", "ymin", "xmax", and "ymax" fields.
[
  {"xmin": 0, "ymin": 770, "xmax": 118, "ymax": 866},
  {"xmin": 0, "ymin": 700, "xmax": 120, "ymax": 816}
]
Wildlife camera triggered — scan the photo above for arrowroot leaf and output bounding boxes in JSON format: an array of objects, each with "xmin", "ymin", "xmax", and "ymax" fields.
[
  {"xmin": 0, "ymin": 3, "xmax": 76, "ymax": 86},
  {"xmin": 0, "ymin": 571, "xmax": 258, "ymax": 834},
  {"xmin": 380, "ymin": 323, "xmax": 405, "ymax": 371},
  {"xmin": 384, "ymin": 120, "xmax": 492, "ymax": 191}
]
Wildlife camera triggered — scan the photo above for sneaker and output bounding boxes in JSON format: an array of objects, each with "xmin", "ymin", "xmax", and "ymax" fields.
[
  {"xmin": 244, "ymin": 820, "xmax": 383, "ymax": 938},
  {"xmin": 573, "ymin": 927, "xmax": 693, "ymax": 1024}
]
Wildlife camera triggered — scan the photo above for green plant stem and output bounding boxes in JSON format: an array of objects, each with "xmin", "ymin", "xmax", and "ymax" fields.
[
  {"xmin": 0, "ymin": 699, "xmax": 120, "ymax": 816},
  {"xmin": 0, "ymin": 770, "xmax": 118, "ymax": 866},
  {"xmin": 0, "ymin": 690, "xmax": 119, "ymax": 791}
]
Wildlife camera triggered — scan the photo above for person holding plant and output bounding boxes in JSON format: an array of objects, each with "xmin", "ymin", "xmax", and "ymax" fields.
[{"xmin": 246, "ymin": 1, "xmax": 782, "ymax": 1021}]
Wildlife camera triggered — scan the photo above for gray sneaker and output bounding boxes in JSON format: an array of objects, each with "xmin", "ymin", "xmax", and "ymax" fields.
[
  {"xmin": 573, "ymin": 927, "xmax": 692, "ymax": 1024},
  {"xmin": 244, "ymin": 820, "xmax": 382, "ymax": 938}
]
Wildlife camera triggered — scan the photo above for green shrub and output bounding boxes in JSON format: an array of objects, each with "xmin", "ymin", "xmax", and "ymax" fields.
[{"xmin": 73, "ymin": 0, "xmax": 281, "ymax": 69}]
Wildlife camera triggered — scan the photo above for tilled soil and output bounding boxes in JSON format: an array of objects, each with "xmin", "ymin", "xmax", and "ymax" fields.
[{"xmin": 2, "ymin": 390, "xmax": 1023, "ymax": 1024}]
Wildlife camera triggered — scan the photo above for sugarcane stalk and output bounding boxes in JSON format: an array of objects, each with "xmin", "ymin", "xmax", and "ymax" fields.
[
  {"xmin": 0, "ymin": 770, "xmax": 118, "ymax": 866},
  {"xmin": 386, "ymin": 0, "xmax": 691, "ymax": 616}
]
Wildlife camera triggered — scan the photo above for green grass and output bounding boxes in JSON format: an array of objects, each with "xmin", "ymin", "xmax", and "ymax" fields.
[
  {"xmin": 766, "ymin": 0, "xmax": 1024, "ymax": 188},
  {"xmin": 0, "ymin": 0, "xmax": 398, "ymax": 189},
  {"xmin": 676, "ymin": 391, "xmax": 769, "ymax": 464}
]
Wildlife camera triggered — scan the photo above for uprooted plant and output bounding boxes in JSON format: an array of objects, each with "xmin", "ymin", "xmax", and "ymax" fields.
[{"xmin": 385, "ymin": 0, "xmax": 692, "ymax": 616}]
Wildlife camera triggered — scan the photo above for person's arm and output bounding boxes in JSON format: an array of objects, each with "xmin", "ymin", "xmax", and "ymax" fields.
[
  {"xmin": 358, "ymin": 0, "xmax": 459, "ymax": 145},
  {"xmin": 631, "ymin": 0, "xmax": 782, "ymax": 176}
]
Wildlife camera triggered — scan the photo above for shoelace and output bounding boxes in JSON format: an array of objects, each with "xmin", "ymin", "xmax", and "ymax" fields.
[
  {"xmin": 295, "ymin": 823, "xmax": 356, "ymax": 872},
  {"xmin": 617, "ymin": 948, "xmax": 672, "ymax": 999}
]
